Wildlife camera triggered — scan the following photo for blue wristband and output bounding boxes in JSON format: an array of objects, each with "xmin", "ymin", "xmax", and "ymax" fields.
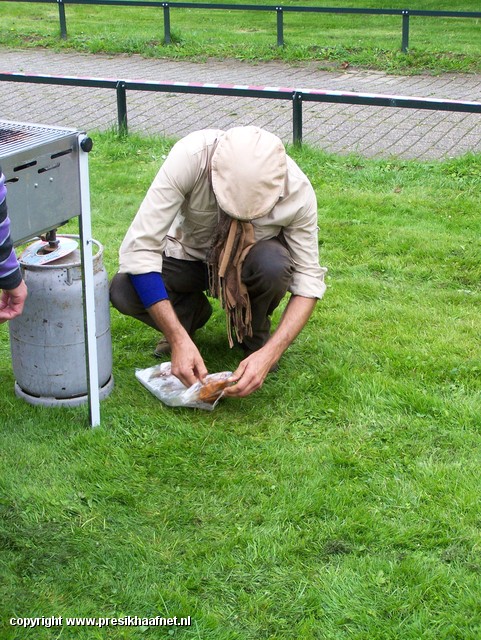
[{"xmin": 129, "ymin": 272, "xmax": 169, "ymax": 308}]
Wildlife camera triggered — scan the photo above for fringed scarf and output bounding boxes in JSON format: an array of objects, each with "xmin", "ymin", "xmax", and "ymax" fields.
[{"xmin": 207, "ymin": 210, "xmax": 256, "ymax": 347}]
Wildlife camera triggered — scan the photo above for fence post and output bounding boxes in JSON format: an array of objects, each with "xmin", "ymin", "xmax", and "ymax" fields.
[
  {"xmin": 116, "ymin": 81, "xmax": 128, "ymax": 136},
  {"xmin": 401, "ymin": 10, "xmax": 410, "ymax": 52},
  {"xmin": 292, "ymin": 91, "xmax": 302, "ymax": 146},
  {"xmin": 57, "ymin": 0, "xmax": 67, "ymax": 39},
  {"xmin": 276, "ymin": 7, "xmax": 284, "ymax": 47},
  {"xmin": 162, "ymin": 3, "xmax": 172, "ymax": 44}
]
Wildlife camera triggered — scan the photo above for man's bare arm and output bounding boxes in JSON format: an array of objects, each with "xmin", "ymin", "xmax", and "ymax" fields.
[{"xmin": 147, "ymin": 299, "xmax": 208, "ymax": 387}]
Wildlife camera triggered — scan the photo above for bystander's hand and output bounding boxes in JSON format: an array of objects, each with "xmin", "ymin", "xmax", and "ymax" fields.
[{"xmin": 0, "ymin": 280, "xmax": 27, "ymax": 323}]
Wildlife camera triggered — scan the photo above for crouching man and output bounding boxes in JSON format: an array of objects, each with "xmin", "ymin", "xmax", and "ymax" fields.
[{"xmin": 110, "ymin": 126, "xmax": 327, "ymax": 397}]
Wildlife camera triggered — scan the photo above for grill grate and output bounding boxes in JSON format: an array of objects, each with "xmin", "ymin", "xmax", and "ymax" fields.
[
  {"xmin": 0, "ymin": 119, "xmax": 78, "ymax": 157},
  {"xmin": 0, "ymin": 119, "xmax": 83, "ymax": 246}
]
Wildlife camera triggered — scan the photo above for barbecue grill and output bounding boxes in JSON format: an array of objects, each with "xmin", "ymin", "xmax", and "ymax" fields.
[{"xmin": 0, "ymin": 119, "xmax": 105, "ymax": 427}]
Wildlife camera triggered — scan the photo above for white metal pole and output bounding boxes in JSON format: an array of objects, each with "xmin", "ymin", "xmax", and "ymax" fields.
[{"xmin": 78, "ymin": 134, "xmax": 100, "ymax": 427}]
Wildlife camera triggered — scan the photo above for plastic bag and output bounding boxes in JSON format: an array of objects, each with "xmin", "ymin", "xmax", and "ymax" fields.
[{"xmin": 135, "ymin": 362, "xmax": 233, "ymax": 410}]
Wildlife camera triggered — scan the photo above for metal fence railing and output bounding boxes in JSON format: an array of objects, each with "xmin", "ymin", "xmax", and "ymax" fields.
[
  {"xmin": 4, "ymin": 0, "xmax": 481, "ymax": 53},
  {"xmin": 1, "ymin": 71, "xmax": 481, "ymax": 145}
]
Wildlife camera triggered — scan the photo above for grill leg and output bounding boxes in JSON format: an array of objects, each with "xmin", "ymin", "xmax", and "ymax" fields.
[{"xmin": 78, "ymin": 135, "xmax": 101, "ymax": 427}]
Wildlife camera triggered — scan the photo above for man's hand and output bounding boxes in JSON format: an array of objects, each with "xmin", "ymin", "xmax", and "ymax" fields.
[
  {"xmin": 170, "ymin": 335, "xmax": 209, "ymax": 389},
  {"xmin": 223, "ymin": 347, "xmax": 276, "ymax": 398},
  {"xmin": 0, "ymin": 280, "xmax": 27, "ymax": 323},
  {"xmin": 148, "ymin": 298, "xmax": 209, "ymax": 387}
]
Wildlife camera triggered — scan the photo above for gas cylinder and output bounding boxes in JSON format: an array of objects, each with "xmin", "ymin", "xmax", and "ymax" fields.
[{"xmin": 9, "ymin": 235, "xmax": 114, "ymax": 407}]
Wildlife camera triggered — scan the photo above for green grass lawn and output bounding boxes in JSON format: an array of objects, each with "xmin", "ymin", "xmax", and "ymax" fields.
[
  {"xmin": 1, "ymin": 133, "xmax": 481, "ymax": 638},
  {"xmin": 1, "ymin": 0, "xmax": 481, "ymax": 73}
]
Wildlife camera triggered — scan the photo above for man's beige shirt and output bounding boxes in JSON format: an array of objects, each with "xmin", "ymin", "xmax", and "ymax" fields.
[{"xmin": 119, "ymin": 129, "xmax": 327, "ymax": 299}]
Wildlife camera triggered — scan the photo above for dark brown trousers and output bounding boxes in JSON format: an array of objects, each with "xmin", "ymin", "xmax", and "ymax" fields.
[{"xmin": 110, "ymin": 237, "xmax": 294, "ymax": 351}]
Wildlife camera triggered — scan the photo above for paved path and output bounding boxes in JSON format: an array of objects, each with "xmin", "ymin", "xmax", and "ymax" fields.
[{"xmin": 1, "ymin": 48, "xmax": 481, "ymax": 159}]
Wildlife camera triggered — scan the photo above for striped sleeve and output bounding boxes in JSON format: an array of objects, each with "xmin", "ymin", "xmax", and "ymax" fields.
[{"xmin": 0, "ymin": 168, "xmax": 22, "ymax": 290}]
